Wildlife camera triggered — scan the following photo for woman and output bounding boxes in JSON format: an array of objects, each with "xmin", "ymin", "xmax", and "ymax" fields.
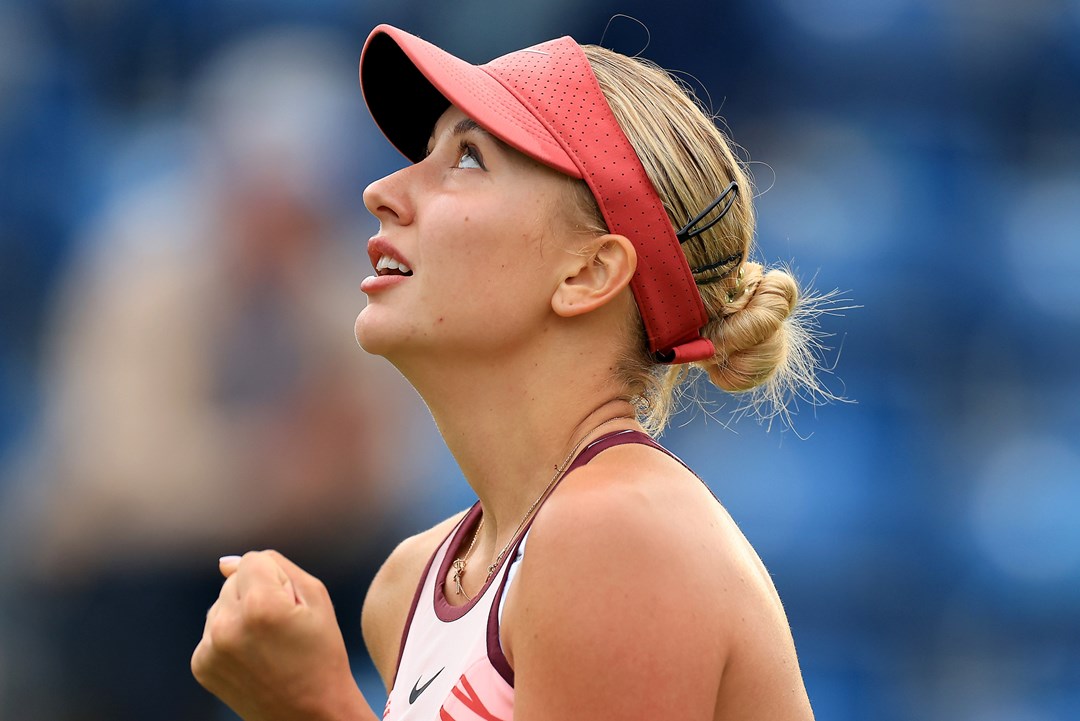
[{"xmin": 192, "ymin": 24, "xmax": 821, "ymax": 721}]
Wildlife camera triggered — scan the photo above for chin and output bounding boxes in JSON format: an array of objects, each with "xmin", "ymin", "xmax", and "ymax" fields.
[
  {"xmin": 354, "ymin": 307, "xmax": 414, "ymax": 358},
  {"xmin": 354, "ymin": 308, "xmax": 389, "ymax": 356}
]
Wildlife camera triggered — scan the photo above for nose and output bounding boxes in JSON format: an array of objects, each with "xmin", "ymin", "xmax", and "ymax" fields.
[{"xmin": 363, "ymin": 166, "xmax": 415, "ymax": 228}]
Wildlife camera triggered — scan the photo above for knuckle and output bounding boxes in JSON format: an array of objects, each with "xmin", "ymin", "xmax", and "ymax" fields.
[
  {"xmin": 190, "ymin": 643, "xmax": 205, "ymax": 677},
  {"xmin": 191, "ymin": 638, "xmax": 218, "ymax": 683},
  {"xmin": 207, "ymin": 612, "xmax": 245, "ymax": 653},
  {"xmin": 304, "ymin": 574, "xmax": 329, "ymax": 597},
  {"xmin": 190, "ymin": 643, "xmax": 210, "ymax": 677},
  {"xmin": 242, "ymin": 590, "xmax": 288, "ymax": 628}
]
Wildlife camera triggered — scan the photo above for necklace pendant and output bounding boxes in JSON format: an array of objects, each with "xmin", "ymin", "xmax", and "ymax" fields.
[
  {"xmin": 452, "ymin": 559, "xmax": 470, "ymax": 599},
  {"xmin": 451, "ymin": 558, "xmax": 465, "ymax": 584}
]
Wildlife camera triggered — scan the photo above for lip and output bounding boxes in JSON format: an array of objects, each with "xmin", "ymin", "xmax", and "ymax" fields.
[
  {"xmin": 367, "ymin": 236, "xmax": 413, "ymax": 273},
  {"xmin": 360, "ymin": 273, "xmax": 409, "ymax": 294}
]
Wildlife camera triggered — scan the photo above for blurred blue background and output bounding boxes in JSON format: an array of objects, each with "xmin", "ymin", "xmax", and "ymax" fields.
[{"xmin": 1, "ymin": 0, "xmax": 1078, "ymax": 719}]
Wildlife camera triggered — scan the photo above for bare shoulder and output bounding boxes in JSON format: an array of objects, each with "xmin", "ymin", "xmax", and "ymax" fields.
[
  {"xmin": 361, "ymin": 510, "xmax": 468, "ymax": 690},
  {"xmin": 503, "ymin": 443, "xmax": 813, "ymax": 721},
  {"xmin": 531, "ymin": 441, "xmax": 769, "ymax": 597}
]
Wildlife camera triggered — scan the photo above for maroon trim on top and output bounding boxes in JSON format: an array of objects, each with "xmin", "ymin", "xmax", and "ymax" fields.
[
  {"xmin": 486, "ymin": 556, "xmax": 516, "ymax": 685},
  {"xmin": 485, "ymin": 429, "xmax": 678, "ymax": 687},
  {"xmin": 431, "ymin": 432, "xmax": 675, "ymax": 622},
  {"xmin": 433, "ymin": 503, "xmax": 489, "ymax": 622},
  {"xmin": 388, "ymin": 511, "xmax": 469, "ymax": 689},
  {"xmin": 564, "ymin": 429, "xmax": 667, "ymax": 472}
]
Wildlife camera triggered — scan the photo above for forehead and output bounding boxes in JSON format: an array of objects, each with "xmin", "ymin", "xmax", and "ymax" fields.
[
  {"xmin": 431, "ymin": 105, "xmax": 472, "ymax": 137},
  {"xmin": 428, "ymin": 105, "xmax": 508, "ymax": 155}
]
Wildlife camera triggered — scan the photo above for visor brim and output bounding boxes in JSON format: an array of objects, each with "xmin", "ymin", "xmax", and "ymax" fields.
[{"xmin": 360, "ymin": 25, "xmax": 581, "ymax": 178}]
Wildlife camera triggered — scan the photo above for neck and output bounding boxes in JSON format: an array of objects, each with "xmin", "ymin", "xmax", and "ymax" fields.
[{"xmin": 394, "ymin": 345, "xmax": 640, "ymax": 568}]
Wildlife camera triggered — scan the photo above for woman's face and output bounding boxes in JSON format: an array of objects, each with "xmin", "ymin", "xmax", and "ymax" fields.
[{"xmin": 355, "ymin": 105, "xmax": 580, "ymax": 365}]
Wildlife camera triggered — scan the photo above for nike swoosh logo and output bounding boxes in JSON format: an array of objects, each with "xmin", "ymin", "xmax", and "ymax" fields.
[{"xmin": 409, "ymin": 667, "xmax": 444, "ymax": 704}]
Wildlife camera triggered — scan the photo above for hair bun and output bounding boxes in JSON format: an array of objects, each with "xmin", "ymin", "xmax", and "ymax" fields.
[{"xmin": 703, "ymin": 263, "xmax": 799, "ymax": 393}]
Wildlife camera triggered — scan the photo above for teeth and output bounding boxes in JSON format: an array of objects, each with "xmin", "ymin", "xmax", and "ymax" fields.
[{"xmin": 376, "ymin": 255, "xmax": 412, "ymax": 273}]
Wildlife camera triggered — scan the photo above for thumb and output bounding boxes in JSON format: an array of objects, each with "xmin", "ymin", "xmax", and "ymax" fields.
[{"xmin": 218, "ymin": 555, "xmax": 242, "ymax": 578}]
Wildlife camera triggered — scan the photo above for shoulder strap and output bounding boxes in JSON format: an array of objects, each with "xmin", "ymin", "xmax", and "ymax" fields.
[
  {"xmin": 485, "ymin": 429, "xmax": 696, "ymax": 686},
  {"xmin": 563, "ymin": 429, "xmax": 690, "ymax": 475}
]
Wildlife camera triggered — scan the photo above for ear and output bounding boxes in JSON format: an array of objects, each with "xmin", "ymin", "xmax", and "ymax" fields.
[{"xmin": 551, "ymin": 234, "xmax": 637, "ymax": 318}]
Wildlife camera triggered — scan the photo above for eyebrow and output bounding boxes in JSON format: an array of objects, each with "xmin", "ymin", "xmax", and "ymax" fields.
[{"xmin": 425, "ymin": 117, "xmax": 494, "ymax": 157}]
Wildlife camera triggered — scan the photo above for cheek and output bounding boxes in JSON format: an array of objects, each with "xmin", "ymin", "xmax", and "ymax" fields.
[
  {"xmin": 430, "ymin": 220, "xmax": 523, "ymax": 287},
  {"xmin": 423, "ymin": 196, "xmax": 556, "ymax": 308}
]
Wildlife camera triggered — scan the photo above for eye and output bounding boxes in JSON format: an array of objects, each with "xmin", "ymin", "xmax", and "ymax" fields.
[{"xmin": 455, "ymin": 142, "xmax": 485, "ymax": 170}]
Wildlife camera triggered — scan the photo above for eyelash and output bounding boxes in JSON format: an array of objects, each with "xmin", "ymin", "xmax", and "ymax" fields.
[{"xmin": 455, "ymin": 141, "xmax": 486, "ymax": 170}]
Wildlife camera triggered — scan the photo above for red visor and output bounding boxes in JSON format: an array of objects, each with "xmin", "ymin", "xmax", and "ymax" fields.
[{"xmin": 359, "ymin": 24, "xmax": 714, "ymax": 363}]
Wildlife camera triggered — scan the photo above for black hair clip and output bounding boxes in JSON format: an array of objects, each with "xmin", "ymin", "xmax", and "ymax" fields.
[
  {"xmin": 675, "ymin": 181, "xmax": 739, "ymax": 244},
  {"xmin": 675, "ymin": 181, "xmax": 743, "ymax": 285},
  {"xmin": 692, "ymin": 250, "xmax": 742, "ymax": 284}
]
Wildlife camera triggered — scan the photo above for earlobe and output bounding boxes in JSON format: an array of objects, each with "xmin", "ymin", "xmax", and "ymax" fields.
[{"xmin": 551, "ymin": 234, "xmax": 637, "ymax": 318}]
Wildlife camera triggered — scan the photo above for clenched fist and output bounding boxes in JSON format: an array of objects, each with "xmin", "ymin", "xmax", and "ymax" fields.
[{"xmin": 191, "ymin": 550, "xmax": 376, "ymax": 721}]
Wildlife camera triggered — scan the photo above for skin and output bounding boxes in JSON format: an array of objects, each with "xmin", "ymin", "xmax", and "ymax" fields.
[{"xmin": 193, "ymin": 105, "xmax": 814, "ymax": 720}]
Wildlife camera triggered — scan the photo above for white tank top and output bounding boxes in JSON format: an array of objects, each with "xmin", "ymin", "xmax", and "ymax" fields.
[
  {"xmin": 381, "ymin": 430, "xmax": 674, "ymax": 720},
  {"xmin": 381, "ymin": 502, "xmax": 517, "ymax": 721}
]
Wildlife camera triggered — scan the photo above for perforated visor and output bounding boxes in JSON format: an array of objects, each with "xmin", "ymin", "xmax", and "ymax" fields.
[{"xmin": 360, "ymin": 27, "xmax": 580, "ymax": 178}]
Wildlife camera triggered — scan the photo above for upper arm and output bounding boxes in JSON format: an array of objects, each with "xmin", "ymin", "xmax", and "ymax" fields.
[
  {"xmin": 361, "ymin": 511, "xmax": 467, "ymax": 690},
  {"xmin": 501, "ymin": 449, "xmax": 813, "ymax": 721},
  {"xmin": 503, "ymin": 486, "xmax": 732, "ymax": 721}
]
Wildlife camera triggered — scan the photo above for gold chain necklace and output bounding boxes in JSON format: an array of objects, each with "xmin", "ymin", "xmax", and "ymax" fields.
[
  {"xmin": 483, "ymin": 415, "xmax": 636, "ymax": 582},
  {"xmin": 448, "ymin": 415, "xmax": 635, "ymax": 599}
]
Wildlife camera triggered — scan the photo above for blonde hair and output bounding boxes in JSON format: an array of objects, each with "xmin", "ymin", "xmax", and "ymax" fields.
[{"xmin": 571, "ymin": 45, "xmax": 836, "ymax": 434}]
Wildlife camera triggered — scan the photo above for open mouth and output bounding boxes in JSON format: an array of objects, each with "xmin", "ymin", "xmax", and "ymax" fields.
[{"xmin": 375, "ymin": 255, "xmax": 413, "ymax": 277}]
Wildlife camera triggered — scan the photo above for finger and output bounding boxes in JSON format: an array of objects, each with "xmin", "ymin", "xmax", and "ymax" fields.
[
  {"xmin": 222, "ymin": 569, "xmax": 241, "ymax": 603},
  {"xmin": 235, "ymin": 551, "xmax": 298, "ymax": 604},
  {"xmin": 261, "ymin": 549, "xmax": 310, "ymax": 582},
  {"xmin": 203, "ymin": 574, "xmax": 239, "ymax": 634},
  {"xmin": 261, "ymin": 549, "xmax": 325, "ymax": 606},
  {"xmin": 219, "ymin": 555, "xmax": 242, "ymax": 578}
]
